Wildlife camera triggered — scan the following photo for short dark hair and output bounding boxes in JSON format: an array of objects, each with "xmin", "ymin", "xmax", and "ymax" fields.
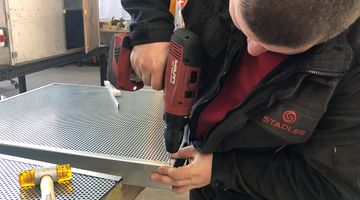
[{"xmin": 240, "ymin": 0, "xmax": 360, "ymax": 47}]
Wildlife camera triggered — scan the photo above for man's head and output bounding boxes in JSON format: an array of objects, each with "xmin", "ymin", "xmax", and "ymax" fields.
[{"xmin": 229, "ymin": 0, "xmax": 360, "ymax": 56}]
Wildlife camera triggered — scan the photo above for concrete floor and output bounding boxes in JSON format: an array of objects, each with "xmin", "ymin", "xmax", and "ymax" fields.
[{"xmin": 0, "ymin": 64, "xmax": 189, "ymax": 200}]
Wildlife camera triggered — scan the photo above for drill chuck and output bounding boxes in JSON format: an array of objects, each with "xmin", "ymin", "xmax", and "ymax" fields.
[{"xmin": 164, "ymin": 113, "xmax": 188, "ymax": 153}]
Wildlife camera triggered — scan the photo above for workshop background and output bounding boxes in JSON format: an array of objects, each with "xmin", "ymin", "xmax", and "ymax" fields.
[{"xmin": 0, "ymin": 0, "xmax": 188, "ymax": 199}]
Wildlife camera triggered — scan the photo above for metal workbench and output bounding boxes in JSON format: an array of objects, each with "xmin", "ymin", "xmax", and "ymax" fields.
[
  {"xmin": 0, "ymin": 46, "xmax": 109, "ymax": 93},
  {"xmin": 0, "ymin": 154, "xmax": 122, "ymax": 200},
  {"xmin": 0, "ymin": 83, "xmax": 171, "ymax": 189}
]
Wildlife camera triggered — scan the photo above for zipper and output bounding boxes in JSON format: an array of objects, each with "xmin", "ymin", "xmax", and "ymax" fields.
[
  {"xmin": 189, "ymin": 36, "xmax": 243, "ymax": 140},
  {"xmin": 189, "ymin": 55, "xmax": 240, "ymax": 140},
  {"xmin": 197, "ymin": 44, "xmax": 243, "ymax": 106},
  {"xmin": 194, "ymin": 28, "xmax": 245, "ymax": 107},
  {"xmin": 299, "ymin": 69, "xmax": 344, "ymax": 77}
]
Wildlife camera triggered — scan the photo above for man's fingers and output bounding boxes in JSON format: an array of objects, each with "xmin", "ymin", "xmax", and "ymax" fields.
[
  {"xmin": 151, "ymin": 66, "xmax": 164, "ymax": 90},
  {"xmin": 130, "ymin": 42, "xmax": 169, "ymax": 90},
  {"xmin": 157, "ymin": 166, "xmax": 172, "ymax": 175},
  {"xmin": 150, "ymin": 173, "xmax": 192, "ymax": 186},
  {"xmin": 157, "ymin": 165, "xmax": 193, "ymax": 180},
  {"xmin": 142, "ymin": 72, "xmax": 151, "ymax": 86},
  {"xmin": 172, "ymin": 185, "xmax": 194, "ymax": 194},
  {"xmin": 130, "ymin": 53, "xmax": 140, "ymax": 79},
  {"xmin": 172, "ymin": 146, "xmax": 197, "ymax": 159},
  {"xmin": 150, "ymin": 173, "xmax": 173, "ymax": 185}
]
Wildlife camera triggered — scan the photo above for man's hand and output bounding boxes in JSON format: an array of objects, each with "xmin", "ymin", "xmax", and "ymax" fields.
[
  {"xmin": 130, "ymin": 42, "xmax": 170, "ymax": 90},
  {"xmin": 150, "ymin": 146, "xmax": 213, "ymax": 194}
]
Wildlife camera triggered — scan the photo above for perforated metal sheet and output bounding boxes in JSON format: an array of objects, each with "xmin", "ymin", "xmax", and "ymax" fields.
[
  {"xmin": 0, "ymin": 83, "xmax": 171, "ymax": 188},
  {"xmin": 0, "ymin": 154, "xmax": 119, "ymax": 200},
  {"xmin": 0, "ymin": 83, "xmax": 167, "ymax": 162}
]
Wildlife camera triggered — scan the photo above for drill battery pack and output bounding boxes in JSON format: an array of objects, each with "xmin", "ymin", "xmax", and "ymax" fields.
[{"xmin": 107, "ymin": 33, "xmax": 144, "ymax": 91}]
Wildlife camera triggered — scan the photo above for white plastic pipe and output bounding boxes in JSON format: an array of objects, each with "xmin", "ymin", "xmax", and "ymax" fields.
[{"xmin": 40, "ymin": 175, "xmax": 56, "ymax": 200}]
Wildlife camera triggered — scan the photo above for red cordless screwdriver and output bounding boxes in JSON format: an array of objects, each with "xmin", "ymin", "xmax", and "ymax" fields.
[{"xmin": 107, "ymin": 28, "xmax": 203, "ymax": 153}]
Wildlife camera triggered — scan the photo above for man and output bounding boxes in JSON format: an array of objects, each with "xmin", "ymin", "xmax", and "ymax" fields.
[{"xmin": 121, "ymin": 0, "xmax": 360, "ymax": 199}]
